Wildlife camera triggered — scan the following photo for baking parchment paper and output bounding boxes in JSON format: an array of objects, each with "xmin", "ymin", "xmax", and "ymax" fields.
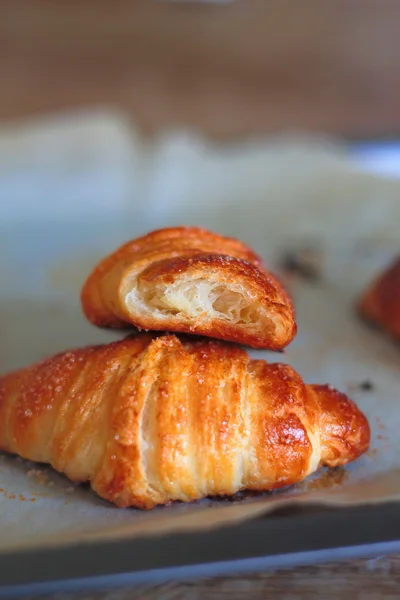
[{"xmin": 0, "ymin": 112, "xmax": 399, "ymax": 552}]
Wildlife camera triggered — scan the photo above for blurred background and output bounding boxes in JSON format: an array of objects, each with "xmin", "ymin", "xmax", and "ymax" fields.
[
  {"xmin": 2, "ymin": 0, "xmax": 400, "ymax": 139},
  {"xmin": 2, "ymin": 0, "xmax": 400, "ymax": 250}
]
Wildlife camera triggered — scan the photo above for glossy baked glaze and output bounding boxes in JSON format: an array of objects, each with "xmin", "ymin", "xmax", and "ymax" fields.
[
  {"xmin": 358, "ymin": 256, "xmax": 400, "ymax": 340},
  {"xmin": 81, "ymin": 226, "xmax": 296, "ymax": 350},
  {"xmin": 0, "ymin": 334, "xmax": 370, "ymax": 509}
]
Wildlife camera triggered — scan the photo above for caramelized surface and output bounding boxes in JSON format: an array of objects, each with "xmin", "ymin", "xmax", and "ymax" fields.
[
  {"xmin": 81, "ymin": 226, "xmax": 296, "ymax": 350},
  {"xmin": 0, "ymin": 334, "xmax": 370, "ymax": 509}
]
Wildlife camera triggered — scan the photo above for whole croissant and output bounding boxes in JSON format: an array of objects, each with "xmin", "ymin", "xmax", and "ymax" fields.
[
  {"xmin": 358, "ymin": 255, "xmax": 400, "ymax": 340},
  {"xmin": 81, "ymin": 226, "xmax": 296, "ymax": 350},
  {"xmin": 0, "ymin": 334, "xmax": 370, "ymax": 509}
]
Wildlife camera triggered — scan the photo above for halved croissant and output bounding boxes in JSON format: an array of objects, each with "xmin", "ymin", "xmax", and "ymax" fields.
[
  {"xmin": 358, "ymin": 255, "xmax": 400, "ymax": 340},
  {"xmin": 81, "ymin": 226, "xmax": 296, "ymax": 350},
  {"xmin": 0, "ymin": 334, "xmax": 370, "ymax": 509}
]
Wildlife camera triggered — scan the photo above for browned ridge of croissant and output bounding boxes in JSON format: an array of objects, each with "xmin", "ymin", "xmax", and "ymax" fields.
[
  {"xmin": 0, "ymin": 334, "xmax": 370, "ymax": 509},
  {"xmin": 81, "ymin": 226, "xmax": 296, "ymax": 350},
  {"xmin": 358, "ymin": 255, "xmax": 400, "ymax": 340}
]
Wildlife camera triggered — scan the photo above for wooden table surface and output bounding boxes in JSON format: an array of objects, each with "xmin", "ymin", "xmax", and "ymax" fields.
[
  {"xmin": 2, "ymin": 0, "xmax": 400, "ymax": 139},
  {"xmin": 3, "ymin": 1, "xmax": 400, "ymax": 597}
]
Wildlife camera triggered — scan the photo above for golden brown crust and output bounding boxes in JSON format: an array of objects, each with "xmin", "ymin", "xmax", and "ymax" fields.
[
  {"xmin": 81, "ymin": 226, "xmax": 296, "ymax": 350},
  {"xmin": 358, "ymin": 256, "xmax": 400, "ymax": 340},
  {"xmin": 309, "ymin": 384, "xmax": 371, "ymax": 468},
  {"xmin": 0, "ymin": 334, "xmax": 370, "ymax": 509}
]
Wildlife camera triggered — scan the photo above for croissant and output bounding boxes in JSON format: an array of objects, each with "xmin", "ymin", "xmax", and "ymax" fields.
[
  {"xmin": 0, "ymin": 333, "xmax": 370, "ymax": 509},
  {"xmin": 81, "ymin": 226, "xmax": 296, "ymax": 350},
  {"xmin": 358, "ymin": 255, "xmax": 400, "ymax": 340}
]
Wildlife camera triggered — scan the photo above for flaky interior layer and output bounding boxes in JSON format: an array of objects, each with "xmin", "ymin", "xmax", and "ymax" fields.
[{"xmin": 129, "ymin": 277, "xmax": 275, "ymax": 333}]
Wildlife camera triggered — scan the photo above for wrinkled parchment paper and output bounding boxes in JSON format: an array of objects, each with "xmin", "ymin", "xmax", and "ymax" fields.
[{"xmin": 1, "ymin": 111, "xmax": 400, "ymax": 552}]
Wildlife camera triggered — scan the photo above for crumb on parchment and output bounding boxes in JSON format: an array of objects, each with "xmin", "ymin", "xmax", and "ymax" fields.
[
  {"xmin": 359, "ymin": 379, "xmax": 374, "ymax": 391},
  {"xmin": 26, "ymin": 468, "xmax": 48, "ymax": 485},
  {"xmin": 278, "ymin": 244, "xmax": 323, "ymax": 282},
  {"xmin": 347, "ymin": 379, "xmax": 376, "ymax": 393}
]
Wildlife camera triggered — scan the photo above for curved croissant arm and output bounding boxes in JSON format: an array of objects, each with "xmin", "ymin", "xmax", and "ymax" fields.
[
  {"xmin": 358, "ymin": 255, "xmax": 400, "ymax": 340},
  {"xmin": 81, "ymin": 226, "xmax": 296, "ymax": 350},
  {"xmin": 0, "ymin": 334, "xmax": 370, "ymax": 509}
]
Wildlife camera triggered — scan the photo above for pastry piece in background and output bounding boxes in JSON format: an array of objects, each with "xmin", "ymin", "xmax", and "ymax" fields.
[
  {"xmin": 0, "ymin": 334, "xmax": 370, "ymax": 509},
  {"xmin": 358, "ymin": 255, "xmax": 400, "ymax": 340},
  {"xmin": 81, "ymin": 226, "xmax": 296, "ymax": 350}
]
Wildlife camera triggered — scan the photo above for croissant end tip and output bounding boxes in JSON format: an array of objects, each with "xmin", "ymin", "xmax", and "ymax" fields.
[{"xmin": 312, "ymin": 384, "xmax": 371, "ymax": 468}]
